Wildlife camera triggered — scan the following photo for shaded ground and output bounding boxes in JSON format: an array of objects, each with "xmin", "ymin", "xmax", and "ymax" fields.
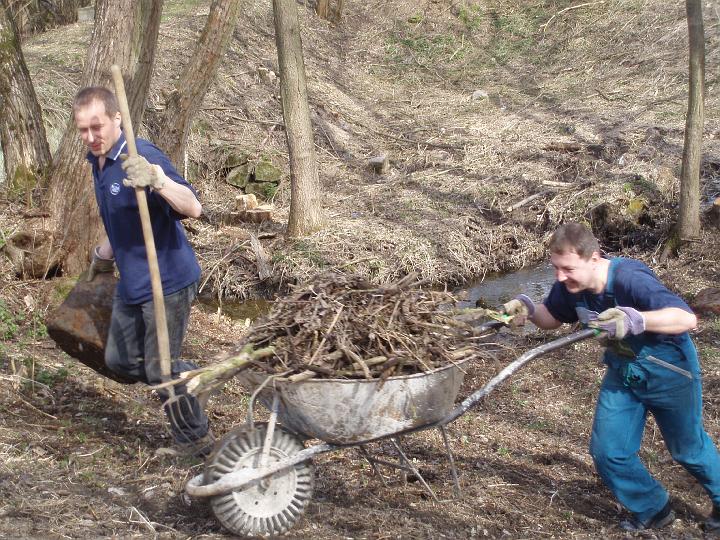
[
  {"xmin": 2, "ymin": 0, "xmax": 720, "ymax": 538},
  {"xmin": 2, "ymin": 299, "xmax": 720, "ymax": 539}
]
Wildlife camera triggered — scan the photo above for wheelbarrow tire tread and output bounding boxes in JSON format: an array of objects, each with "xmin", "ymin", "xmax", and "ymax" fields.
[{"xmin": 204, "ymin": 423, "xmax": 314, "ymax": 537}]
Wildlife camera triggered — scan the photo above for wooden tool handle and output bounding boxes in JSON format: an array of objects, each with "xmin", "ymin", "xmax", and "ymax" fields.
[{"xmin": 110, "ymin": 65, "xmax": 174, "ymax": 395}]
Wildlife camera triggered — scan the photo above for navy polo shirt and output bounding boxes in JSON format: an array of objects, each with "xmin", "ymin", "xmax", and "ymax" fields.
[
  {"xmin": 543, "ymin": 257, "xmax": 692, "ymax": 347},
  {"xmin": 89, "ymin": 132, "xmax": 201, "ymax": 305}
]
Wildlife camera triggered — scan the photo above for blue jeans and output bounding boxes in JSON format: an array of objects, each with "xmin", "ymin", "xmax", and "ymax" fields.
[
  {"xmin": 589, "ymin": 345, "xmax": 720, "ymax": 523},
  {"xmin": 105, "ymin": 281, "xmax": 209, "ymax": 444}
]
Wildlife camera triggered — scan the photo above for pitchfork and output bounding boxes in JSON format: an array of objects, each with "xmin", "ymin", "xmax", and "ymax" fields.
[{"xmin": 110, "ymin": 66, "xmax": 207, "ymax": 455}]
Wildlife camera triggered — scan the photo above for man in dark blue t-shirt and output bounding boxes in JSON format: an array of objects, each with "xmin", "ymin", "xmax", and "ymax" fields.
[
  {"xmin": 503, "ymin": 222, "xmax": 720, "ymax": 533},
  {"xmin": 73, "ymin": 86, "xmax": 212, "ymax": 457}
]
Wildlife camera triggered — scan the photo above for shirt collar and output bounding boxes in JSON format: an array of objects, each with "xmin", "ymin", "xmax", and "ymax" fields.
[
  {"xmin": 108, "ymin": 132, "xmax": 128, "ymax": 160},
  {"xmin": 85, "ymin": 131, "xmax": 128, "ymax": 164}
]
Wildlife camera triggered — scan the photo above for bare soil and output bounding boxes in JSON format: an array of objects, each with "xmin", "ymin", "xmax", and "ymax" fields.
[{"xmin": 2, "ymin": 0, "xmax": 720, "ymax": 538}]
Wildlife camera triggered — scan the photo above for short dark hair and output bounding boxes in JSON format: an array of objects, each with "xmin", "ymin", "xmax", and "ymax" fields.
[
  {"xmin": 548, "ymin": 222, "xmax": 600, "ymax": 259},
  {"xmin": 72, "ymin": 86, "xmax": 119, "ymax": 118}
]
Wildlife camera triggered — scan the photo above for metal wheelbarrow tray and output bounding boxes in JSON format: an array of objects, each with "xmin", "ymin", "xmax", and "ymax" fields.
[
  {"xmin": 186, "ymin": 327, "xmax": 597, "ymax": 538},
  {"xmin": 237, "ymin": 357, "xmax": 468, "ymax": 445}
]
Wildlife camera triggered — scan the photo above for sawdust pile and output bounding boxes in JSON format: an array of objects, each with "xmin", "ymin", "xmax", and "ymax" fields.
[{"xmin": 239, "ymin": 272, "xmax": 495, "ymax": 381}]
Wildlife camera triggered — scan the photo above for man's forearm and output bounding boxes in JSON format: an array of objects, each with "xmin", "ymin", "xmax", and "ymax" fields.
[
  {"xmin": 642, "ymin": 307, "xmax": 697, "ymax": 334},
  {"xmin": 530, "ymin": 304, "xmax": 563, "ymax": 330},
  {"xmin": 153, "ymin": 167, "xmax": 202, "ymax": 218}
]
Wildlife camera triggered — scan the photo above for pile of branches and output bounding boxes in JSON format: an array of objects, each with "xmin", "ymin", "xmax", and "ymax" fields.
[
  {"xmin": 160, "ymin": 273, "xmax": 500, "ymax": 398},
  {"xmin": 235, "ymin": 272, "xmax": 494, "ymax": 382}
]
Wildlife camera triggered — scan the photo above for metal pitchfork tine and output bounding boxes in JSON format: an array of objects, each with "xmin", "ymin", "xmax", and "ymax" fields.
[{"xmin": 111, "ymin": 66, "xmax": 207, "ymax": 454}]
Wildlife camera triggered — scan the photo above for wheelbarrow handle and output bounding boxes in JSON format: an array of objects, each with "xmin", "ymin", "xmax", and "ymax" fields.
[{"xmin": 441, "ymin": 327, "xmax": 600, "ymax": 425}]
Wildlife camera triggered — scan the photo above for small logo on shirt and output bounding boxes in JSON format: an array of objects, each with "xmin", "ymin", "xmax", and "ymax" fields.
[{"xmin": 110, "ymin": 183, "xmax": 121, "ymax": 195}]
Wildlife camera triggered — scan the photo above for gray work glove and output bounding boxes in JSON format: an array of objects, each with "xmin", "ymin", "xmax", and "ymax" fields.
[
  {"xmin": 502, "ymin": 294, "xmax": 535, "ymax": 326},
  {"xmin": 589, "ymin": 307, "xmax": 645, "ymax": 339},
  {"xmin": 120, "ymin": 154, "xmax": 165, "ymax": 190},
  {"xmin": 86, "ymin": 246, "xmax": 114, "ymax": 282}
]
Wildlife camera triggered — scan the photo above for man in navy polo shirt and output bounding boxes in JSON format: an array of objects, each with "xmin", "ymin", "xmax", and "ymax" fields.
[
  {"xmin": 503, "ymin": 222, "xmax": 720, "ymax": 533},
  {"xmin": 73, "ymin": 86, "xmax": 212, "ymax": 457}
]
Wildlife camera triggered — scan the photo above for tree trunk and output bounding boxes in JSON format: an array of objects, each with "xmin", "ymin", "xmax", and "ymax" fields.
[
  {"xmin": 316, "ymin": 0, "xmax": 329, "ymax": 19},
  {"xmin": 334, "ymin": 0, "xmax": 345, "ymax": 22},
  {"xmin": 153, "ymin": 0, "xmax": 242, "ymax": 169},
  {"xmin": 0, "ymin": 1, "xmax": 52, "ymax": 201},
  {"xmin": 678, "ymin": 0, "xmax": 704, "ymax": 242},
  {"xmin": 6, "ymin": 0, "xmax": 92, "ymax": 36},
  {"xmin": 44, "ymin": 0, "xmax": 163, "ymax": 275},
  {"xmin": 273, "ymin": 0, "xmax": 323, "ymax": 237}
]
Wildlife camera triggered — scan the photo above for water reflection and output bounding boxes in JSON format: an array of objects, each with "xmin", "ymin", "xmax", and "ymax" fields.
[
  {"xmin": 197, "ymin": 296, "xmax": 272, "ymax": 321},
  {"xmin": 455, "ymin": 262, "xmax": 556, "ymax": 310}
]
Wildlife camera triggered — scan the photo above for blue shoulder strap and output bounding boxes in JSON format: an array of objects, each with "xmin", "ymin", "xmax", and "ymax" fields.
[{"xmin": 605, "ymin": 257, "xmax": 621, "ymax": 305}]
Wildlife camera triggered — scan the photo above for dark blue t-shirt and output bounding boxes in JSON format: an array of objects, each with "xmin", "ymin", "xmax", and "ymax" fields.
[
  {"xmin": 89, "ymin": 132, "xmax": 201, "ymax": 305},
  {"xmin": 543, "ymin": 257, "xmax": 692, "ymax": 351}
]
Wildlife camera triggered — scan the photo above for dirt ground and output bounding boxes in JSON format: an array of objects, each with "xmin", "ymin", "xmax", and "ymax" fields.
[{"xmin": 2, "ymin": 0, "xmax": 720, "ymax": 538}]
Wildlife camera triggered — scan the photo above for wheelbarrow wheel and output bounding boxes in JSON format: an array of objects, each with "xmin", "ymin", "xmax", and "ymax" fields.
[{"xmin": 204, "ymin": 423, "xmax": 314, "ymax": 537}]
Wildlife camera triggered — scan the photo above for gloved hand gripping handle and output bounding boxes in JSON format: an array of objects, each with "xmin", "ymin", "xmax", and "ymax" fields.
[{"xmin": 110, "ymin": 65, "xmax": 174, "ymax": 396}]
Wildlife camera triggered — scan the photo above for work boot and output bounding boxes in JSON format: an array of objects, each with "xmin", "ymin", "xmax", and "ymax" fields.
[
  {"xmin": 619, "ymin": 501, "xmax": 675, "ymax": 532},
  {"xmin": 704, "ymin": 506, "xmax": 720, "ymax": 536}
]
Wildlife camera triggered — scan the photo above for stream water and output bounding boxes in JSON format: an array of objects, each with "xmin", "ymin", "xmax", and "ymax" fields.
[
  {"xmin": 198, "ymin": 262, "xmax": 558, "ymax": 321},
  {"xmin": 196, "ymin": 295, "xmax": 272, "ymax": 321},
  {"xmin": 454, "ymin": 262, "xmax": 557, "ymax": 310}
]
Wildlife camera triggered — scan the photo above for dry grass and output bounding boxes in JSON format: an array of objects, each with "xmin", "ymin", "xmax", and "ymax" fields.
[{"xmin": 14, "ymin": 0, "xmax": 719, "ymax": 300}]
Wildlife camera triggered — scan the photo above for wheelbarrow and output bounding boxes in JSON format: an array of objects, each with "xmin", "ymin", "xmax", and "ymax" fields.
[{"xmin": 185, "ymin": 324, "xmax": 599, "ymax": 537}]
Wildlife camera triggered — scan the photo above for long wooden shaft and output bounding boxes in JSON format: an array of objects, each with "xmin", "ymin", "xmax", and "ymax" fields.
[{"xmin": 110, "ymin": 65, "xmax": 174, "ymax": 396}]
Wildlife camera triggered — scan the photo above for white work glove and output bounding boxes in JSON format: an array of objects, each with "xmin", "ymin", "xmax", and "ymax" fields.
[
  {"xmin": 501, "ymin": 294, "xmax": 535, "ymax": 326},
  {"xmin": 120, "ymin": 154, "xmax": 165, "ymax": 190},
  {"xmin": 86, "ymin": 246, "xmax": 114, "ymax": 282},
  {"xmin": 589, "ymin": 307, "xmax": 645, "ymax": 340}
]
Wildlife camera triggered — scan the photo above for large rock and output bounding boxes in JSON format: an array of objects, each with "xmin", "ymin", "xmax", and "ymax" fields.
[
  {"xmin": 224, "ymin": 149, "xmax": 250, "ymax": 169},
  {"xmin": 693, "ymin": 288, "xmax": 720, "ymax": 315},
  {"xmin": 46, "ymin": 273, "xmax": 134, "ymax": 384},
  {"xmin": 253, "ymin": 158, "xmax": 282, "ymax": 183},
  {"xmin": 226, "ymin": 164, "xmax": 252, "ymax": 188}
]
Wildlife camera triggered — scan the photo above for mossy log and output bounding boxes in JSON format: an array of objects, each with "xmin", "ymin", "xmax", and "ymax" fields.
[{"xmin": 153, "ymin": 344, "xmax": 275, "ymax": 399}]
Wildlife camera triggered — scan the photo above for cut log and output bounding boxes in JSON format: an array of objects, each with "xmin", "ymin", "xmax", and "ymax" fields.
[
  {"xmin": 2, "ymin": 229, "xmax": 62, "ymax": 278},
  {"xmin": 243, "ymin": 205, "xmax": 274, "ymax": 223},
  {"xmin": 235, "ymin": 193, "xmax": 258, "ymax": 211}
]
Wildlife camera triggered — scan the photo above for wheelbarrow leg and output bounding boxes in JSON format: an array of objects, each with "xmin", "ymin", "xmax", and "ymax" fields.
[
  {"xmin": 358, "ymin": 445, "xmax": 389, "ymax": 487},
  {"xmin": 259, "ymin": 394, "xmax": 280, "ymax": 469},
  {"xmin": 390, "ymin": 438, "xmax": 439, "ymax": 503},
  {"xmin": 439, "ymin": 426, "xmax": 461, "ymax": 497}
]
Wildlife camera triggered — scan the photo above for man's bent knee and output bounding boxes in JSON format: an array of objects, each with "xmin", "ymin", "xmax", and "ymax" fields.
[{"xmin": 105, "ymin": 349, "xmax": 141, "ymax": 381}]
